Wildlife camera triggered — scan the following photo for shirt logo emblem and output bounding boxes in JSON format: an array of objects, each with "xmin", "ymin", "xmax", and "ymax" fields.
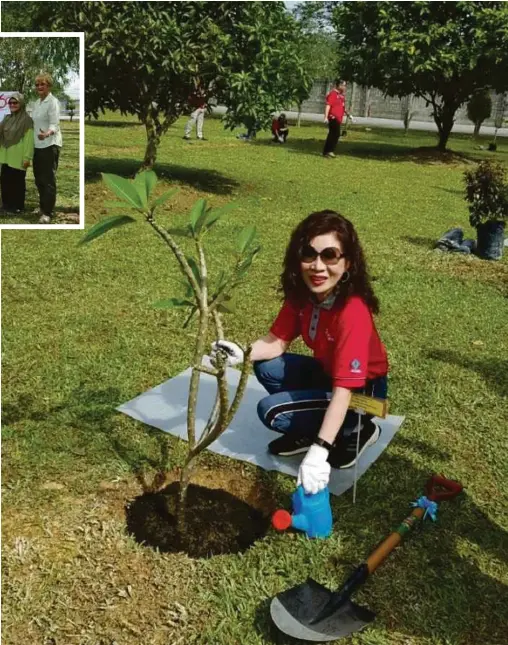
[{"xmin": 350, "ymin": 359, "xmax": 362, "ymax": 373}]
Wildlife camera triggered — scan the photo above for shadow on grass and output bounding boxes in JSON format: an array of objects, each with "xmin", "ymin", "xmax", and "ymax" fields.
[
  {"xmin": 87, "ymin": 119, "xmax": 143, "ymax": 129},
  {"xmin": 427, "ymin": 349, "xmax": 508, "ymax": 398},
  {"xmin": 85, "ymin": 156, "xmax": 238, "ymax": 195},
  {"xmin": 432, "ymin": 185, "xmax": 465, "ymax": 196},
  {"xmin": 253, "ymin": 452, "xmax": 508, "ymax": 645},
  {"xmin": 2, "ymin": 386, "xmax": 175, "ymax": 491},
  {"xmin": 401, "ymin": 235, "xmax": 437, "ymax": 249},
  {"xmin": 255, "ymin": 136, "xmax": 478, "ymax": 165}
]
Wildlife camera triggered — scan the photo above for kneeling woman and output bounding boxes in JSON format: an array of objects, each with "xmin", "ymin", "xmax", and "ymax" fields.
[
  {"xmin": 212, "ymin": 210, "xmax": 388, "ymax": 495},
  {"xmin": 0, "ymin": 93, "xmax": 34, "ymax": 214}
]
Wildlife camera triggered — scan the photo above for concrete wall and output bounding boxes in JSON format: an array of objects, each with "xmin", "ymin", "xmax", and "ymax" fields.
[{"xmin": 297, "ymin": 81, "xmax": 507, "ymax": 127}]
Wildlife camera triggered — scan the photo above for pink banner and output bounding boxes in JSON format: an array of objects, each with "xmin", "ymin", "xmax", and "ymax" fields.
[{"xmin": 0, "ymin": 92, "xmax": 17, "ymax": 123}]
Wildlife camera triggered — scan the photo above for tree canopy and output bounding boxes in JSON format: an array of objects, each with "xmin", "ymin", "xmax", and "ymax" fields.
[
  {"xmin": 291, "ymin": 3, "xmax": 338, "ymax": 93},
  {"xmin": 331, "ymin": 1, "xmax": 508, "ymax": 149},
  {"xmin": 3, "ymin": 1, "xmax": 311, "ymax": 167},
  {"xmin": 0, "ymin": 36, "xmax": 79, "ymax": 99}
]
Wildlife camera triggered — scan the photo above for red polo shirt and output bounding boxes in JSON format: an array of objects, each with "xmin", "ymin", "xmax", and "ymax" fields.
[
  {"xmin": 326, "ymin": 89, "xmax": 346, "ymax": 123},
  {"xmin": 189, "ymin": 92, "xmax": 206, "ymax": 109},
  {"xmin": 270, "ymin": 296, "xmax": 388, "ymax": 389}
]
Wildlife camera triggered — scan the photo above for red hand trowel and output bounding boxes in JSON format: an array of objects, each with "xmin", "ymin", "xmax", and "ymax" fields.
[{"xmin": 270, "ymin": 475, "xmax": 463, "ymax": 642}]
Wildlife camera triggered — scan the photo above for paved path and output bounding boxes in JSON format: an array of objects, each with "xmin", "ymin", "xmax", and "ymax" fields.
[{"xmin": 211, "ymin": 106, "xmax": 508, "ymax": 138}]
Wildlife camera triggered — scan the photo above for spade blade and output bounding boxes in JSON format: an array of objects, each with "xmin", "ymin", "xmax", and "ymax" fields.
[{"xmin": 270, "ymin": 578, "xmax": 375, "ymax": 642}]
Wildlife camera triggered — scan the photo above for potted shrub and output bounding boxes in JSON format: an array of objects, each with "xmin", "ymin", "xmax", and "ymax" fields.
[
  {"xmin": 80, "ymin": 170, "xmax": 265, "ymax": 555},
  {"xmin": 464, "ymin": 161, "xmax": 508, "ymax": 260}
]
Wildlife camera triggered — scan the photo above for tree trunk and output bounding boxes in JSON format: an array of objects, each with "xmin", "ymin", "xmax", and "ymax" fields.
[
  {"xmin": 473, "ymin": 121, "xmax": 481, "ymax": 138},
  {"xmin": 177, "ymin": 455, "xmax": 195, "ymax": 536},
  {"xmin": 434, "ymin": 101, "xmax": 458, "ymax": 151},
  {"xmin": 297, "ymin": 105, "xmax": 302, "ymax": 128},
  {"xmin": 176, "ymin": 250, "xmax": 209, "ymax": 536},
  {"xmin": 142, "ymin": 109, "xmax": 177, "ymax": 169},
  {"xmin": 142, "ymin": 118, "xmax": 161, "ymax": 169}
]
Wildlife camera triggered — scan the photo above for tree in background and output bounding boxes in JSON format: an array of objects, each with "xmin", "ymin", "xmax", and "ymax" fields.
[
  {"xmin": 331, "ymin": 1, "xmax": 508, "ymax": 150},
  {"xmin": 4, "ymin": 1, "xmax": 310, "ymax": 168},
  {"xmin": 292, "ymin": 2, "xmax": 339, "ymax": 125},
  {"xmin": 0, "ymin": 36, "xmax": 78, "ymax": 99},
  {"xmin": 467, "ymin": 91, "xmax": 492, "ymax": 138},
  {"xmin": 66, "ymin": 98, "xmax": 77, "ymax": 122}
]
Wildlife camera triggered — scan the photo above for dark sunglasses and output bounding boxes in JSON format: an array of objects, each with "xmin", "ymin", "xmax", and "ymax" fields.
[
  {"xmin": 299, "ymin": 244, "xmax": 345, "ymax": 265},
  {"xmin": 8, "ymin": 100, "xmax": 19, "ymax": 105}
]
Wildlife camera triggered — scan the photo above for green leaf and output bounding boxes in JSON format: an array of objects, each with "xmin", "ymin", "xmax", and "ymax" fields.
[
  {"xmin": 203, "ymin": 202, "xmax": 237, "ymax": 233},
  {"xmin": 237, "ymin": 224, "xmax": 257, "ymax": 254},
  {"xmin": 151, "ymin": 188, "xmax": 179, "ymax": 209},
  {"xmin": 79, "ymin": 215, "xmax": 135, "ymax": 245},
  {"xmin": 237, "ymin": 245, "xmax": 261, "ymax": 277},
  {"xmin": 179, "ymin": 279, "xmax": 194, "ymax": 299},
  {"xmin": 217, "ymin": 301, "xmax": 236, "ymax": 314},
  {"xmin": 183, "ymin": 306, "xmax": 198, "ymax": 329},
  {"xmin": 133, "ymin": 170, "xmax": 157, "ymax": 206},
  {"xmin": 102, "ymin": 173, "xmax": 144, "ymax": 209},
  {"xmin": 103, "ymin": 200, "xmax": 134, "ymax": 209},
  {"xmin": 189, "ymin": 198, "xmax": 207, "ymax": 234},
  {"xmin": 216, "ymin": 270, "xmax": 228, "ymax": 292},
  {"xmin": 194, "ymin": 205, "xmax": 212, "ymax": 236},
  {"xmin": 185, "ymin": 256, "xmax": 202, "ymax": 287},
  {"xmin": 167, "ymin": 226, "xmax": 192, "ymax": 237},
  {"xmin": 152, "ymin": 298, "xmax": 194, "ymax": 309}
]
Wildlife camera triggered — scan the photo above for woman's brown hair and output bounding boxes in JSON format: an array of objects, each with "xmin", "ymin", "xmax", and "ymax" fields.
[{"xmin": 280, "ymin": 210, "xmax": 379, "ymax": 313}]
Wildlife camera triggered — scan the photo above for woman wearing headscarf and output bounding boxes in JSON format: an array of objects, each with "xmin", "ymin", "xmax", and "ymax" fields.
[{"xmin": 0, "ymin": 93, "xmax": 34, "ymax": 214}]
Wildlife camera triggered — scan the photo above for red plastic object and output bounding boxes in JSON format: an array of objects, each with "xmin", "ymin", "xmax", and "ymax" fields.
[
  {"xmin": 272, "ymin": 509, "xmax": 292, "ymax": 531},
  {"xmin": 425, "ymin": 474, "xmax": 463, "ymax": 502}
]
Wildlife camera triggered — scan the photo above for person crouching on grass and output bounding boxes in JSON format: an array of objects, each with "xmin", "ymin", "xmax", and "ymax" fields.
[
  {"xmin": 32, "ymin": 73, "xmax": 63, "ymax": 224},
  {"xmin": 271, "ymin": 113, "xmax": 289, "ymax": 143},
  {"xmin": 0, "ymin": 93, "xmax": 34, "ymax": 214},
  {"xmin": 211, "ymin": 210, "xmax": 388, "ymax": 495}
]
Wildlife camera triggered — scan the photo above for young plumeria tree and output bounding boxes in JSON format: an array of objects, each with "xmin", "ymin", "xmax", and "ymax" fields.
[{"xmin": 80, "ymin": 171, "xmax": 260, "ymax": 534}]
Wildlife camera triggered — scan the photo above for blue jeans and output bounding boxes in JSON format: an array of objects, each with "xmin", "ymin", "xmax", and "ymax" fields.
[{"xmin": 254, "ymin": 353, "xmax": 388, "ymax": 440}]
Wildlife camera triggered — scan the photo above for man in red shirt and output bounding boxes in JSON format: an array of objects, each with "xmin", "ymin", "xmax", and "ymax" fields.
[
  {"xmin": 323, "ymin": 79, "xmax": 352, "ymax": 158},
  {"xmin": 183, "ymin": 88, "xmax": 207, "ymax": 141}
]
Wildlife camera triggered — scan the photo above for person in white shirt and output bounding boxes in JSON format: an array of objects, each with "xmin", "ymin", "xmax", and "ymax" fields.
[{"xmin": 32, "ymin": 73, "xmax": 63, "ymax": 224}]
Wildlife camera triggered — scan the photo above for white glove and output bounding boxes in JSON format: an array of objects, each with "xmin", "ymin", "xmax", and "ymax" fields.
[
  {"xmin": 297, "ymin": 444, "xmax": 331, "ymax": 495},
  {"xmin": 349, "ymin": 115, "xmax": 355, "ymax": 124},
  {"xmin": 210, "ymin": 340, "xmax": 244, "ymax": 367}
]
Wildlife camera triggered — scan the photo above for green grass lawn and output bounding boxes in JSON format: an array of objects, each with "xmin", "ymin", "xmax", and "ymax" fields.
[
  {"xmin": 2, "ymin": 113, "xmax": 507, "ymax": 645},
  {"xmin": 0, "ymin": 119, "xmax": 80, "ymax": 224}
]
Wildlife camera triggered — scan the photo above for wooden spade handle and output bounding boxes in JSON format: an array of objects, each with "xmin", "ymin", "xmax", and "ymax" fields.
[
  {"xmin": 366, "ymin": 475, "xmax": 462, "ymax": 574},
  {"xmin": 366, "ymin": 506, "xmax": 425, "ymax": 573}
]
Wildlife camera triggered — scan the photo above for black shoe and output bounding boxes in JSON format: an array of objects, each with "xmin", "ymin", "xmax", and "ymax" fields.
[
  {"xmin": 268, "ymin": 432, "xmax": 315, "ymax": 457},
  {"xmin": 328, "ymin": 420, "xmax": 381, "ymax": 469},
  {"xmin": 197, "ymin": 137, "xmax": 207, "ymax": 141}
]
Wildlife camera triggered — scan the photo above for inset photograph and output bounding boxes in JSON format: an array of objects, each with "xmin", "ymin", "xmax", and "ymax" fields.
[{"xmin": 0, "ymin": 33, "xmax": 83, "ymax": 227}]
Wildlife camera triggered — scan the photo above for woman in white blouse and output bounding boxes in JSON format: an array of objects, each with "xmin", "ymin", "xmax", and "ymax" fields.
[{"xmin": 32, "ymin": 73, "xmax": 63, "ymax": 224}]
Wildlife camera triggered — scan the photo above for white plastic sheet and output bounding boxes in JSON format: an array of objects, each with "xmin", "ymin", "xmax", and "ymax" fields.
[{"xmin": 118, "ymin": 367, "xmax": 404, "ymax": 497}]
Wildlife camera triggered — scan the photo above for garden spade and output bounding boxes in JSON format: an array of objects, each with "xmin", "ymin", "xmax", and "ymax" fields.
[{"xmin": 270, "ymin": 475, "xmax": 462, "ymax": 642}]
